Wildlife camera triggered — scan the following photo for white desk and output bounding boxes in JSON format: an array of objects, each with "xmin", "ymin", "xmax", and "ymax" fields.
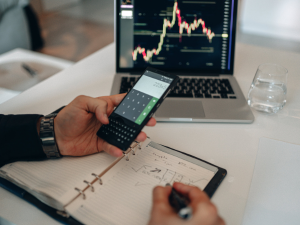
[
  {"xmin": 0, "ymin": 43, "xmax": 300, "ymax": 225},
  {"xmin": 0, "ymin": 48, "xmax": 74, "ymax": 105}
]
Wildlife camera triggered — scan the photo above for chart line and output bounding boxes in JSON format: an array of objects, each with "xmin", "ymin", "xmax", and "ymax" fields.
[{"xmin": 132, "ymin": 0, "xmax": 216, "ymax": 62}]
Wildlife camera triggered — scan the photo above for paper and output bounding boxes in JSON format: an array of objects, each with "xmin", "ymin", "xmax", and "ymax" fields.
[
  {"xmin": 0, "ymin": 152, "xmax": 116, "ymax": 207},
  {"xmin": 66, "ymin": 140, "xmax": 217, "ymax": 225},
  {"xmin": 242, "ymin": 138, "xmax": 300, "ymax": 225}
]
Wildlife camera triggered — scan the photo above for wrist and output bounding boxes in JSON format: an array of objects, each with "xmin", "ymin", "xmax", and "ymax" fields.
[{"xmin": 53, "ymin": 117, "xmax": 67, "ymax": 156}]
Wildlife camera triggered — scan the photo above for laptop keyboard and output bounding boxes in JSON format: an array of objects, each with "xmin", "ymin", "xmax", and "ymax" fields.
[{"xmin": 119, "ymin": 77, "xmax": 236, "ymax": 99}]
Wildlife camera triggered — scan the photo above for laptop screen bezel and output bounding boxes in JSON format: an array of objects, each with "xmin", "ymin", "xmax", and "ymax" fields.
[{"xmin": 115, "ymin": 0, "xmax": 238, "ymax": 76}]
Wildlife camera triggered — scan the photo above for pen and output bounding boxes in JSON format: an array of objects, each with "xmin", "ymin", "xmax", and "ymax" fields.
[
  {"xmin": 22, "ymin": 63, "xmax": 37, "ymax": 77},
  {"xmin": 166, "ymin": 183, "xmax": 192, "ymax": 220}
]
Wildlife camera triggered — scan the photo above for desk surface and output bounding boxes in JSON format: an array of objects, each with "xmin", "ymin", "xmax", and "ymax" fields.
[{"xmin": 0, "ymin": 43, "xmax": 300, "ymax": 225}]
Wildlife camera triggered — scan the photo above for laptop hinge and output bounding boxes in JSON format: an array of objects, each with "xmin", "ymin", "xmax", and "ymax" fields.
[
  {"xmin": 129, "ymin": 71, "xmax": 221, "ymax": 76},
  {"xmin": 175, "ymin": 73, "xmax": 220, "ymax": 76}
]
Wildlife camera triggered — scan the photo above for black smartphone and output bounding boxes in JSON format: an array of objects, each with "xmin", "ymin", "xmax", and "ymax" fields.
[{"xmin": 97, "ymin": 67, "xmax": 179, "ymax": 151}]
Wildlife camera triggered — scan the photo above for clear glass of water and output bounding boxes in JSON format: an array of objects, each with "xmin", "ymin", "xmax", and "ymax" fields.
[{"xmin": 248, "ymin": 63, "xmax": 288, "ymax": 114}]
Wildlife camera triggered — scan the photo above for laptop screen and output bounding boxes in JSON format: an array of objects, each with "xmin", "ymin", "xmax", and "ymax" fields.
[{"xmin": 116, "ymin": 0, "xmax": 238, "ymax": 75}]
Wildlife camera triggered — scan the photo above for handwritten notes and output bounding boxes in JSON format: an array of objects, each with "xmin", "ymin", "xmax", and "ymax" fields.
[
  {"xmin": 128, "ymin": 143, "xmax": 215, "ymax": 188},
  {"xmin": 66, "ymin": 140, "xmax": 217, "ymax": 225},
  {"xmin": 131, "ymin": 162, "xmax": 209, "ymax": 187}
]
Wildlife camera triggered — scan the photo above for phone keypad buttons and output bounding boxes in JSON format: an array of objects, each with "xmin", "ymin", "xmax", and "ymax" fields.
[
  {"xmin": 114, "ymin": 89, "xmax": 154, "ymax": 123},
  {"xmin": 100, "ymin": 118, "xmax": 137, "ymax": 144}
]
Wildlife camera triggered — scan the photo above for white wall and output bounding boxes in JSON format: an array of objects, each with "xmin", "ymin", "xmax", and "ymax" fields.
[
  {"xmin": 240, "ymin": 0, "xmax": 300, "ymax": 41},
  {"xmin": 41, "ymin": 0, "xmax": 81, "ymax": 11}
]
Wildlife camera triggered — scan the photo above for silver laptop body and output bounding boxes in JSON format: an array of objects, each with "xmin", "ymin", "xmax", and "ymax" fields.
[{"xmin": 111, "ymin": 0, "xmax": 254, "ymax": 123}]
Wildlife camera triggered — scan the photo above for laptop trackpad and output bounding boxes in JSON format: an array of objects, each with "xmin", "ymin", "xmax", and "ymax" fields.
[{"xmin": 155, "ymin": 99, "xmax": 205, "ymax": 119}]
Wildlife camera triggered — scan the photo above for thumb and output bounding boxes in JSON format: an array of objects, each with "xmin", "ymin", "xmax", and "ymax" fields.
[{"xmin": 74, "ymin": 95, "xmax": 109, "ymax": 124}]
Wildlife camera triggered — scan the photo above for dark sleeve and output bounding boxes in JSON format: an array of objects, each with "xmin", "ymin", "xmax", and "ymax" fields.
[{"xmin": 0, "ymin": 114, "xmax": 47, "ymax": 167}]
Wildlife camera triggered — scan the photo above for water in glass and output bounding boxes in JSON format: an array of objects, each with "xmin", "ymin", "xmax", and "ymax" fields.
[{"xmin": 248, "ymin": 63, "xmax": 288, "ymax": 114}]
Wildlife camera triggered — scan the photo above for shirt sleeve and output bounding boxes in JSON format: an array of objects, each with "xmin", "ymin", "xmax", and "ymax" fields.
[{"xmin": 0, "ymin": 114, "xmax": 47, "ymax": 167}]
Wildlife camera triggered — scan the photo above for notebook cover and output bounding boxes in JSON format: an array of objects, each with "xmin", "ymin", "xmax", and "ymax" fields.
[
  {"xmin": 0, "ymin": 142, "xmax": 226, "ymax": 224},
  {"xmin": 0, "ymin": 177, "xmax": 82, "ymax": 225}
]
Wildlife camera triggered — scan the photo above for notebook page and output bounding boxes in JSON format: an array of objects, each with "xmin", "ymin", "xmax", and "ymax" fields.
[
  {"xmin": 0, "ymin": 152, "xmax": 117, "ymax": 209},
  {"xmin": 66, "ymin": 140, "xmax": 217, "ymax": 225}
]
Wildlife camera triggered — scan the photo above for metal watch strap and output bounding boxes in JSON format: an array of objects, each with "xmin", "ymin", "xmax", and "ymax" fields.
[{"xmin": 40, "ymin": 114, "xmax": 61, "ymax": 159}]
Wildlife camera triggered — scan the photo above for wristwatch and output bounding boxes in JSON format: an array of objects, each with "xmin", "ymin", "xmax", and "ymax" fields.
[{"xmin": 39, "ymin": 114, "xmax": 61, "ymax": 159}]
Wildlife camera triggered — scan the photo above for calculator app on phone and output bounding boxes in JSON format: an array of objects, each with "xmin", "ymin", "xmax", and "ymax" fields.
[
  {"xmin": 97, "ymin": 67, "xmax": 179, "ymax": 151},
  {"xmin": 114, "ymin": 70, "xmax": 173, "ymax": 125}
]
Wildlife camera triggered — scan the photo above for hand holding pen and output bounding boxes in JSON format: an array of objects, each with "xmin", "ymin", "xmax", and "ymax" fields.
[{"xmin": 148, "ymin": 182, "xmax": 225, "ymax": 225}]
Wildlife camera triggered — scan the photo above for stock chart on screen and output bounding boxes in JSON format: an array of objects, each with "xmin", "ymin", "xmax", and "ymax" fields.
[{"xmin": 118, "ymin": 0, "xmax": 234, "ymax": 72}]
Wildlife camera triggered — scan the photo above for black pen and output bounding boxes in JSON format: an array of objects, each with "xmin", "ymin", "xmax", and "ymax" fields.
[
  {"xmin": 22, "ymin": 63, "xmax": 37, "ymax": 77},
  {"xmin": 166, "ymin": 183, "xmax": 192, "ymax": 220}
]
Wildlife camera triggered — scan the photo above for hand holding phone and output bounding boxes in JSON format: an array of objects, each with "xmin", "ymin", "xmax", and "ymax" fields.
[{"xmin": 97, "ymin": 67, "xmax": 179, "ymax": 151}]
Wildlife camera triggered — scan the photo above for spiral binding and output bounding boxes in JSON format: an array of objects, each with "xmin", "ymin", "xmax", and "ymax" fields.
[
  {"xmin": 126, "ymin": 141, "xmax": 141, "ymax": 159},
  {"xmin": 130, "ymin": 147, "xmax": 136, "ymax": 155},
  {"xmin": 84, "ymin": 180, "xmax": 95, "ymax": 192},
  {"xmin": 124, "ymin": 152, "xmax": 129, "ymax": 161},
  {"xmin": 74, "ymin": 142, "xmax": 142, "ymax": 201},
  {"xmin": 92, "ymin": 173, "xmax": 103, "ymax": 185},
  {"xmin": 134, "ymin": 141, "xmax": 142, "ymax": 150},
  {"xmin": 75, "ymin": 187, "xmax": 86, "ymax": 199}
]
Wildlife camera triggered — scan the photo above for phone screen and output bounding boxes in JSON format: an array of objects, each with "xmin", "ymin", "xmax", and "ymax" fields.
[{"xmin": 114, "ymin": 70, "xmax": 174, "ymax": 125}]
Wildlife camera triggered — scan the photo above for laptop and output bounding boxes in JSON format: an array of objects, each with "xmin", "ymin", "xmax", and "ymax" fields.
[{"xmin": 111, "ymin": 0, "xmax": 254, "ymax": 123}]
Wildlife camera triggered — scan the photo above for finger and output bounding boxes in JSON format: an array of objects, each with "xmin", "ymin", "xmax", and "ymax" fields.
[
  {"xmin": 135, "ymin": 118, "xmax": 156, "ymax": 142},
  {"xmin": 98, "ymin": 93, "xmax": 126, "ymax": 108},
  {"xmin": 99, "ymin": 139, "xmax": 124, "ymax": 157},
  {"xmin": 173, "ymin": 182, "xmax": 210, "ymax": 209},
  {"xmin": 135, "ymin": 131, "xmax": 147, "ymax": 142},
  {"xmin": 174, "ymin": 183, "xmax": 222, "ymax": 224},
  {"xmin": 146, "ymin": 117, "xmax": 156, "ymax": 127},
  {"xmin": 75, "ymin": 95, "xmax": 109, "ymax": 124},
  {"xmin": 152, "ymin": 186, "xmax": 173, "ymax": 214},
  {"xmin": 96, "ymin": 94, "xmax": 126, "ymax": 116}
]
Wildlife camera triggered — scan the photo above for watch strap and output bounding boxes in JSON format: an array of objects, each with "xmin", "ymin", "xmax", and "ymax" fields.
[{"xmin": 40, "ymin": 114, "xmax": 61, "ymax": 159}]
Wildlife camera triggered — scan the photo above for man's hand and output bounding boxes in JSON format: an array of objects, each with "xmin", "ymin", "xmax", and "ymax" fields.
[
  {"xmin": 148, "ymin": 182, "xmax": 225, "ymax": 225},
  {"xmin": 53, "ymin": 94, "xmax": 156, "ymax": 157}
]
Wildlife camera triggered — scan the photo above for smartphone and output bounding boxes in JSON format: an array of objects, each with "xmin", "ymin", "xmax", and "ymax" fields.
[{"xmin": 97, "ymin": 67, "xmax": 179, "ymax": 151}]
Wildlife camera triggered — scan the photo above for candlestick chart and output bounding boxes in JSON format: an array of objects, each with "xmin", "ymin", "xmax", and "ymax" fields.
[{"xmin": 132, "ymin": 0, "xmax": 230, "ymax": 70}]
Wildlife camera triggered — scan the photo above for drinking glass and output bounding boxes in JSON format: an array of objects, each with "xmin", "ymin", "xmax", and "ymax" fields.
[{"xmin": 248, "ymin": 63, "xmax": 288, "ymax": 114}]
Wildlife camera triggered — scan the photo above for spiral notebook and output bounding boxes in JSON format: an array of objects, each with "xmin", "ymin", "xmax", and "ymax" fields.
[{"xmin": 0, "ymin": 138, "xmax": 226, "ymax": 225}]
